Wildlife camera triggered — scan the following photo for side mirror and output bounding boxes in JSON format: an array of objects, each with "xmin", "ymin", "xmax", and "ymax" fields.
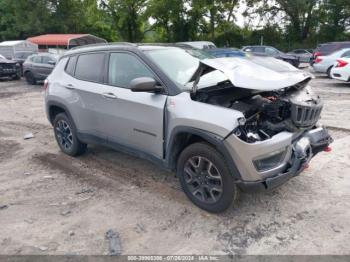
[
  {"xmin": 48, "ymin": 60, "xmax": 56, "ymax": 65},
  {"xmin": 130, "ymin": 77, "xmax": 163, "ymax": 93}
]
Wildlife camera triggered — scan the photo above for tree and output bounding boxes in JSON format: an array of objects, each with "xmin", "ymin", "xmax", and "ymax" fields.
[
  {"xmin": 0, "ymin": 0, "xmax": 51, "ymax": 40},
  {"xmin": 100, "ymin": 0, "xmax": 147, "ymax": 42},
  {"xmin": 246, "ymin": 0, "xmax": 319, "ymax": 42}
]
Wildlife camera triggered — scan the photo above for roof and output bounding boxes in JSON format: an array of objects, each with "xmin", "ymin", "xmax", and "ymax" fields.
[
  {"xmin": 62, "ymin": 43, "xmax": 176, "ymax": 57},
  {"xmin": 0, "ymin": 40, "xmax": 28, "ymax": 46},
  {"xmin": 27, "ymin": 34, "xmax": 107, "ymax": 46}
]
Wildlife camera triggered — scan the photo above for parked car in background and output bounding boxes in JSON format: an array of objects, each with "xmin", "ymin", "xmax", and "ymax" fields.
[
  {"xmin": 176, "ymin": 41, "xmax": 216, "ymax": 50},
  {"xmin": 206, "ymin": 48, "xmax": 247, "ymax": 58},
  {"xmin": 312, "ymin": 48, "xmax": 350, "ymax": 77},
  {"xmin": 0, "ymin": 54, "xmax": 21, "ymax": 80},
  {"xmin": 45, "ymin": 43, "xmax": 332, "ymax": 212},
  {"xmin": 242, "ymin": 45, "xmax": 300, "ymax": 68},
  {"xmin": 287, "ymin": 49, "xmax": 313, "ymax": 63},
  {"xmin": 330, "ymin": 57, "xmax": 350, "ymax": 82},
  {"xmin": 23, "ymin": 53, "xmax": 58, "ymax": 84},
  {"xmin": 13, "ymin": 51, "xmax": 37, "ymax": 75},
  {"xmin": 312, "ymin": 42, "xmax": 350, "ymax": 65}
]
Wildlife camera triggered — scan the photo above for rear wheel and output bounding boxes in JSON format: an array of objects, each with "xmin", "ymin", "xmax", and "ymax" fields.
[
  {"xmin": 25, "ymin": 71, "xmax": 36, "ymax": 85},
  {"xmin": 327, "ymin": 66, "xmax": 333, "ymax": 78},
  {"xmin": 53, "ymin": 113, "xmax": 87, "ymax": 156},
  {"xmin": 177, "ymin": 142, "xmax": 238, "ymax": 213}
]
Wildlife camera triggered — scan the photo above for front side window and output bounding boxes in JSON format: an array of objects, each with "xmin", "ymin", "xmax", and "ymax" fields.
[
  {"xmin": 42, "ymin": 56, "xmax": 55, "ymax": 64},
  {"xmin": 32, "ymin": 56, "xmax": 42, "ymax": 63},
  {"xmin": 75, "ymin": 53, "xmax": 105, "ymax": 82},
  {"xmin": 108, "ymin": 53, "xmax": 154, "ymax": 88}
]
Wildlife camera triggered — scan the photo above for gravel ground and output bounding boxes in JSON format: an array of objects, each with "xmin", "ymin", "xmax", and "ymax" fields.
[{"xmin": 0, "ymin": 69, "xmax": 349, "ymax": 255}]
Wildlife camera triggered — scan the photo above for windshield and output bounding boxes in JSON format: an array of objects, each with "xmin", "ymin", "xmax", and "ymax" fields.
[{"xmin": 145, "ymin": 48, "xmax": 224, "ymax": 89}]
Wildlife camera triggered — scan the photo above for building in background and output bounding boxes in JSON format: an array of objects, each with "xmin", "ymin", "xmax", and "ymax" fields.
[
  {"xmin": 27, "ymin": 34, "xmax": 107, "ymax": 52},
  {"xmin": 0, "ymin": 40, "xmax": 38, "ymax": 59}
]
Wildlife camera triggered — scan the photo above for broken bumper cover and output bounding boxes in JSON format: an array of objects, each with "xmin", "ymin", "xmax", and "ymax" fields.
[{"xmin": 233, "ymin": 127, "xmax": 333, "ymax": 192}]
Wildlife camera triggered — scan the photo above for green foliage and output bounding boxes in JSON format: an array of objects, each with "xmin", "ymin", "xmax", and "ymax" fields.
[{"xmin": 0, "ymin": 0, "xmax": 349, "ymax": 50}]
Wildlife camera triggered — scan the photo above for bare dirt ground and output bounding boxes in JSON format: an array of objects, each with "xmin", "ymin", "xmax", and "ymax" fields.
[{"xmin": 0, "ymin": 71, "xmax": 350, "ymax": 255}]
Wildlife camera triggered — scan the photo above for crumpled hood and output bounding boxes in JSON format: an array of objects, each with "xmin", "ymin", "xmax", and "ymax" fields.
[{"xmin": 190, "ymin": 57, "xmax": 312, "ymax": 91}]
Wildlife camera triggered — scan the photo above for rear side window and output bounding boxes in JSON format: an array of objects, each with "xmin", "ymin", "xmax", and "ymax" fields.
[
  {"xmin": 108, "ymin": 53, "xmax": 154, "ymax": 88},
  {"xmin": 75, "ymin": 53, "xmax": 105, "ymax": 82},
  {"xmin": 341, "ymin": 50, "xmax": 350, "ymax": 57},
  {"xmin": 65, "ymin": 56, "xmax": 77, "ymax": 76}
]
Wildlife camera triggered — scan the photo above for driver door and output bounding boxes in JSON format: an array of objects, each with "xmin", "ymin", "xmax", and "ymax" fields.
[{"xmin": 100, "ymin": 52, "xmax": 167, "ymax": 158}]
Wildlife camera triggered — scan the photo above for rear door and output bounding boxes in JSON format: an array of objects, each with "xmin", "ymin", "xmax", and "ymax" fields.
[
  {"xmin": 60, "ymin": 52, "xmax": 111, "ymax": 139},
  {"xmin": 100, "ymin": 52, "xmax": 167, "ymax": 158}
]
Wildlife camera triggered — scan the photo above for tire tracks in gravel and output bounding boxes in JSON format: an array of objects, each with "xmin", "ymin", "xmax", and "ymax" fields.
[{"xmin": 32, "ymin": 151, "xmax": 186, "ymax": 205}]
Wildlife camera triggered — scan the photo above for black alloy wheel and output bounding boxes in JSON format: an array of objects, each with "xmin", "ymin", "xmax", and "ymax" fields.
[
  {"xmin": 53, "ymin": 113, "xmax": 87, "ymax": 156},
  {"xmin": 55, "ymin": 119, "xmax": 74, "ymax": 151},
  {"xmin": 184, "ymin": 156, "xmax": 223, "ymax": 204},
  {"xmin": 177, "ymin": 142, "xmax": 238, "ymax": 213}
]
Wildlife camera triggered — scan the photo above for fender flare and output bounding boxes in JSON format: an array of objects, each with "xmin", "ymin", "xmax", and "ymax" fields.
[
  {"xmin": 46, "ymin": 100, "xmax": 76, "ymax": 128},
  {"xmin": 165, "ymin": 126, "xmax": 242, "ymax": 181}
]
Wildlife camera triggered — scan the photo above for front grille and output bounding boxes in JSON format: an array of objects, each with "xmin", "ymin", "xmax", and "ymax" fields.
[
  {"xmin": 0, "ymin": 63, "xmax": 16, "ymax": 73},
  {"xmin": 291, "ymin": 103, "xmax": 323, "ymax": 127}
]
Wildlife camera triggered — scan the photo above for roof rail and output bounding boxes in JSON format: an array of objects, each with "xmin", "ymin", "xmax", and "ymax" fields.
[{"xmin": 70, "ymin": 42, "xmax": 136, "ymax": 50}]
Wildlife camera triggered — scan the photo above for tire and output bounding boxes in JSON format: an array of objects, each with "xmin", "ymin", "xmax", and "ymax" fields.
[
  {"xmin": 53, "ymin": 113, "xmax": 87, "ymax": 156},
  {"xmin": 25, "ymin": 71, "xmax": 36, "ymax": 85},
  {"xmin": 176, "ymin": 142, "xmax": 238, "ymax": 213},
  {"xmin": 327, "ymin": 66, "xmax": 333, "ymax": 78}
]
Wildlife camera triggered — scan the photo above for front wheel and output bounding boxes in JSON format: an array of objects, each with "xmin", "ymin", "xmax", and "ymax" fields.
[
  {"xmin": 177, "ymin": 142, "xmax": 238, "ymax": 213},
  {"xmin": 53, "ymin": 113, "xmax": 87, "ymax": 156}
]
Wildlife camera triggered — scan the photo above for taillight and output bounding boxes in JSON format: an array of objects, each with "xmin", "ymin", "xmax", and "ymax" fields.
[
  {"xmin": 336, "ymin": 59, "xmax": 348, "ymax": 68},
  {"xmin": 43, "ymin": 79, "xmax": 49, "ymax": 90},
  {"xmin": 314, "ymin": 52, "xmax": 321, "ymax": 58},
  {"xmin": 314, "ymin": 57, "xmax": 323, "ymax": 63}
]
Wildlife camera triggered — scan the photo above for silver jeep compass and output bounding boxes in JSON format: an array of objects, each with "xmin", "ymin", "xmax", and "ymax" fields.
[{"xmin": 45, "ymin": 43, "xmax": 332, "ymax": 213}]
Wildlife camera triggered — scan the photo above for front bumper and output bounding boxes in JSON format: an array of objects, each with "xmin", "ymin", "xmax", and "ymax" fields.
[{"xmin": 224, "ymin": 127, "xmax": 332, "ymax": 192}]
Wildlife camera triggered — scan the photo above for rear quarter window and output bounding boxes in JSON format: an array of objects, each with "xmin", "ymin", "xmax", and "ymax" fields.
[
  {"xmin": 65, "ymin": 56, "xmax": 77, "ymax": 76},
  {"xmin": 75, "ymin": 53, "xmax": 105, "ymax": 83}
]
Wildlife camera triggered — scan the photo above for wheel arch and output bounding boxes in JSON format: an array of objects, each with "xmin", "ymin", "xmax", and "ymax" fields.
[
  {"xmin": 165, "ymin": 126, "xmax": 242, "ymax": 181},
  {"xmin": 47, "ymin": 101, "xmax": 75, "ymax": 127}
]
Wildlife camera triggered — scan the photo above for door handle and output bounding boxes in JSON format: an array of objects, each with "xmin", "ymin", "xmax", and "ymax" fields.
[
  {"xmin": 64, "ymin": 84, "xmax": 75, "ymax": 90},
  {"xmin": 102, "ymin": 93, "xmax": 118, "ymax": 99}
]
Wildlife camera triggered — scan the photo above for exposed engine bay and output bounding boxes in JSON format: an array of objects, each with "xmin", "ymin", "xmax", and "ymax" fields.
[{"xmin": 192, "ymin": 78, "xmax": 323, "ymax": 143}]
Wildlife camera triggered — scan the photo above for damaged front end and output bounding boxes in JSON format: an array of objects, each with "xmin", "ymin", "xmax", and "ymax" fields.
[
  {"xmin": 231, "ymin": 79, "xmax": 324, "ymax": 143},
  {"xmin": 190, "ymin": 57, "xmax": 333, "ymax": 188}
]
